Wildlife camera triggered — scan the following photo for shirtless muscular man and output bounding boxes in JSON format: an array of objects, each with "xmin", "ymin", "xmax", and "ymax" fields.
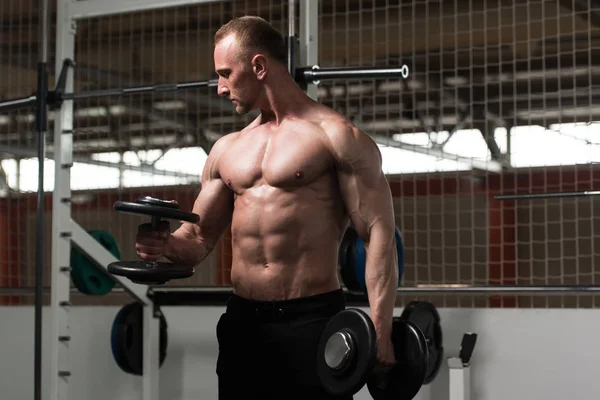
[{"xmin": 136, "ymin": 16, "xmax": 399, "ymax": 400}]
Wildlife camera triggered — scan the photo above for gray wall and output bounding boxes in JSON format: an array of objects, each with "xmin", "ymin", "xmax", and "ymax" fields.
[{"xmin": 1, "ymin": 305, "xmax": 600, "ymax": 400}]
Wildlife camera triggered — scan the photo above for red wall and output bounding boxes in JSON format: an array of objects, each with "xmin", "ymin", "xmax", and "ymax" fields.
[{"xmin": 1, "ymin": 165, "xmax": 598, "ymax": 306}]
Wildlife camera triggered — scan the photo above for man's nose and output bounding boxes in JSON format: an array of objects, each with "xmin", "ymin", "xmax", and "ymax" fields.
[{"xmin": 217, "ymin": 80, "xmax": 229, "ymax": 97}]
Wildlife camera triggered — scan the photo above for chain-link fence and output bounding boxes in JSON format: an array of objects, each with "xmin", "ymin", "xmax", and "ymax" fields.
[{"xmin": 0, "ymin": 0, "xmax": 598, "ymax": 308}]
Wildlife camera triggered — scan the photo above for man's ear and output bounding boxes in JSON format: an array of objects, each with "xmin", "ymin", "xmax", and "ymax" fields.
[{"xmin": 252, "ymin": 54, "xmax": 268, "ymax": 80}]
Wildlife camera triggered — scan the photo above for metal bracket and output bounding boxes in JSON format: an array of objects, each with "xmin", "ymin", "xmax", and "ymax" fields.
[
  {"xmin": 69, "ymin": 221, "xmax": 151, "ymax": 305},
  {"xmin": 47, "ymin": 59, "xmax": 76, "ymax": 110}
]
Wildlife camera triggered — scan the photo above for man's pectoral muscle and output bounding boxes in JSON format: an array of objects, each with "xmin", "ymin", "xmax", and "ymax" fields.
[
  {"xmin": 329, "ymin": 121, "xmax": 398, "ymax": 336},
  {"xmin": 165, "ymin": 135, "xmax": 235, "ymax": 266}
]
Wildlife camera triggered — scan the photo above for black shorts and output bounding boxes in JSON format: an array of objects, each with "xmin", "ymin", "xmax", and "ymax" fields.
[{"xmin": 216, "ymin": 288, "xmax": 353, "ymax": 400}]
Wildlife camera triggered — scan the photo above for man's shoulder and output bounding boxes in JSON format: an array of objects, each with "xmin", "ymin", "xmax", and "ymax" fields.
[
  {"xmin": 306, "ymin": 106, "xmax": 380, "ymax": 165},
  {"xmin": 203, "ymin": 131, "xmax": 242, "ymax": 178},
  {"xmin": 310, "ymin": 107, "xmax": 363, "ymax": 147}
]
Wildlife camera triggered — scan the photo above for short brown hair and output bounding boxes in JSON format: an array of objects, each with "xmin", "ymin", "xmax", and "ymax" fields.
[{"xmin": 214, "ymin": 16, "xmax": 287, "ymax": 65}]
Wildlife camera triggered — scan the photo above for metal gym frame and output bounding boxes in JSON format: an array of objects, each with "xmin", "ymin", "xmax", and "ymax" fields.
[{"xmin": 0, "ymin": 0, "xmax": 595, "ymax": 399}]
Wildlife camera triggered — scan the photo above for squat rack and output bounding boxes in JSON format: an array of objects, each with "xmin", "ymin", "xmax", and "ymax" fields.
[{"xmin": 47, "ymin": 2, "xmax": 308, "ymax": 400}]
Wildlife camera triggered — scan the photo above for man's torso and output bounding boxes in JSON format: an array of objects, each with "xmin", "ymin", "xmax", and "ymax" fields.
[{"xmin": 217, "ymin": 111, "xmax": 349, "ymax": 300}]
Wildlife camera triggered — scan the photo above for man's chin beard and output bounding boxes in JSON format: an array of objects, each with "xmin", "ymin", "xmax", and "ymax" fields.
[{"xmin": 236, "ymin": 104, "xmax": 250, "ymax": 115}]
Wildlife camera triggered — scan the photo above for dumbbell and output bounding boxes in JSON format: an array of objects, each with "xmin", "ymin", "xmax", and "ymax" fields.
[
  {"xmin": 316, "ymin": 301, "xmax": 443, "ymax": 400},
  {"xmin": 107, "ymin": 196, "xmax": 200, "ymax": 285}
]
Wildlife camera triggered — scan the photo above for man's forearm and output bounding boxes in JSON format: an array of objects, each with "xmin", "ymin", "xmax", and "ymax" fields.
[
  {"xmin": 164, "ymin": 228, "xmax": 213, "ymax": 266},
  {"xmin": 364, "ymin": 227, "xmax": 399, "ymax": 337}
]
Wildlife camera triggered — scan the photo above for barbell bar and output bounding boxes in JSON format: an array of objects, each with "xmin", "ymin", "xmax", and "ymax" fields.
[
  {"xmin": 4, "ymin": 284, "xmax": 598, "ymax": 297},
  {"xmin": 0, "ymin": 63, "xmax": 411, "ymax": 112},
  {"xmin": 148, "ymin": 284, "xmax": 600, "ymax": 295},
  {"xmin": 495, "ymin": 190, "xmax": 600, "ymax": 201}
]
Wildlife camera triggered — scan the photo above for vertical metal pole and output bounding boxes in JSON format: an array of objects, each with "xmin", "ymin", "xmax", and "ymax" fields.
[
  {"xmin": 299, "ymin": 0, "xmax": 319, "ymax": 100},
  {"xmin": 286, "ymin": 0, "xmax": 298, "ymax": 77},
  {"xmin": 52, "ymin": 0, "xmax": 156, "ymax": 396},
  {"xmin": 288, "ymin": 0, "xmax": 296, "ymax": 39},
  {"xmin": 50, "ymin": 1, "xmax": 76, "ymax": 399},
  {"xmin": 448, "ymin": 357, "xmax": 469, "ymax": 400},
  {"xmin": 34, "ymin": 1, "xmax": 49, "ymax": 400},
  {"xmin": 143, "ymin": 306, "xmax": 160, "ymax": 400}
]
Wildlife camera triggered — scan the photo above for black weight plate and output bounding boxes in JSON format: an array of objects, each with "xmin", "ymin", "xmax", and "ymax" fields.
[
  {"xmin": 367, "ymin": 318, "xmax": 428, "ymax": 400},
  {"xmin": 317, "ymin": 308, "xmax": 377, "ymax": 397},
  {"xmin": 112, "ymin": 302, "xmax": 168, "ymax": 376},
  {"xmin": 400, "ymin": 301, "xmax": 444, "ymax": 384},
  {"xmin": 135, "ymin": 196, "xmax": 181, "ymax": 210},
  {"xmin": 339, "ymin": 228, "xmax": 361, "ymax": 292},
  {"xmin": 113, "ymin": 200, "xmax": 200, "ymax": 223},
  {"xmin": 111, "ymin": 303, "xmax": 137, "ymax": 375},
  {"xmin": 108, "ymin": 261, "xmax": 195, "ymax": 285}
]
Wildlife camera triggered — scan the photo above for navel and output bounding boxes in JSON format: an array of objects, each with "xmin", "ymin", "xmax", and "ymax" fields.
[{"xmin": 295, "ymin": 170, "xmax": 304, "ymax": 179}]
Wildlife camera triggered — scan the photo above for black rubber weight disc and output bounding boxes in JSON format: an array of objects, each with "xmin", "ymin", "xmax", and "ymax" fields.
[
  {"xmin": 113, "ymin": 200, "xmax": 200, "ymax": 223},
  {"xmin": 316, "ymin": 308, "xmax": 377, "ymax": 397},
  {"xmin": 400, "ymin": 301, "xmax": 444, "ymax": 384},
  {"xmin": 108, "ymin": 261, "xmax": 195, "ymax": 283},
  {"xmin": 111, "ymin": 303, "xmax": 138, "ymax": 375},
  {"xmin": 366, "ymin": 318, "xmax": 428, "ymax": 400},
  {"xmin": 111, "ymin": 302, "xmax": 168, "ymax": 376}
]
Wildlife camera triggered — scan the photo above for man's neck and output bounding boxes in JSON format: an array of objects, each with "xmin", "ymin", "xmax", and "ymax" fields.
[{"xmin": 257, "ymin": 74, "xmax": 315, "ymax": 126}]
